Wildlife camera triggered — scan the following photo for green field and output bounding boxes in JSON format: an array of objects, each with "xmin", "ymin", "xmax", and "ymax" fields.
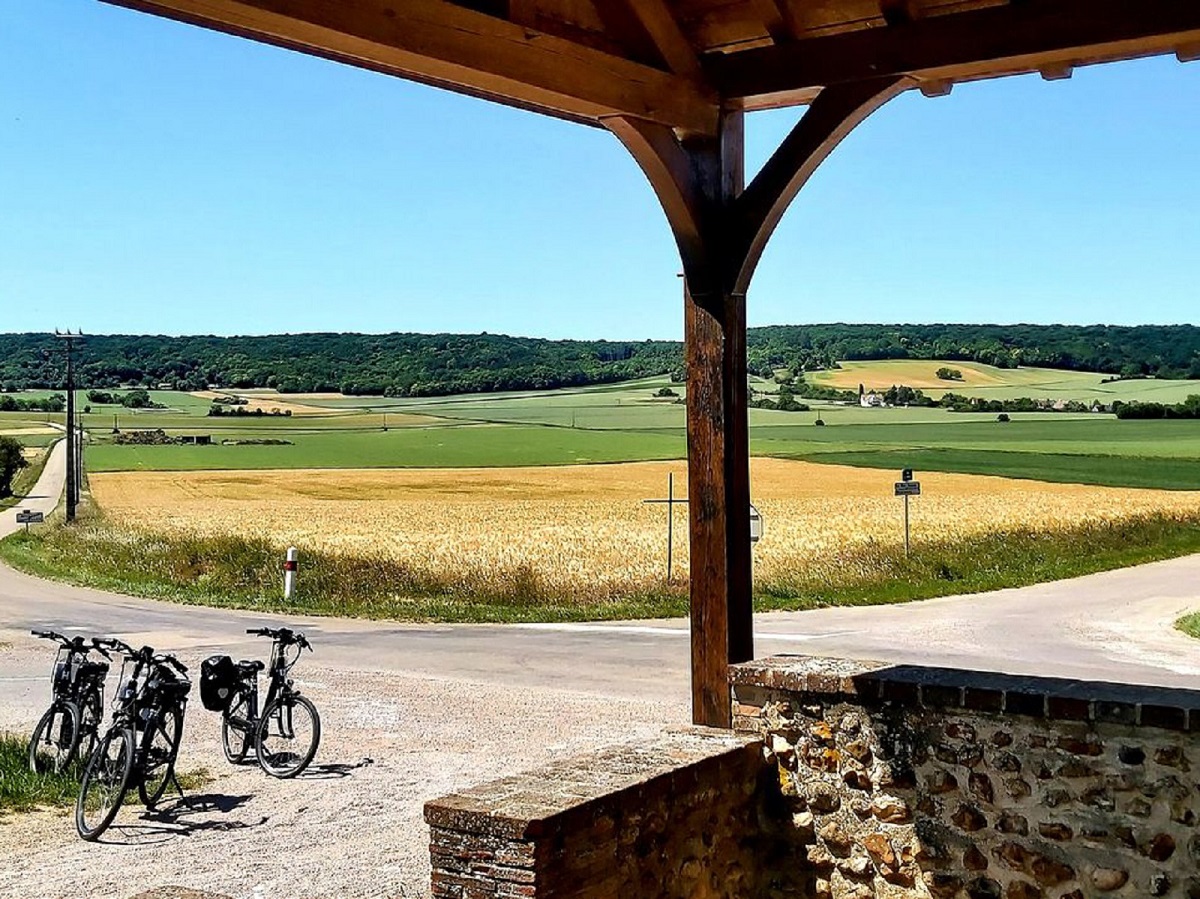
[
  {"xmin": 2, "ymin": 371, "xmax": 1195, "ymax": 489},
  {"xmin": 84, "ymin": 423, "xmax": 686, "ymax": 471}
]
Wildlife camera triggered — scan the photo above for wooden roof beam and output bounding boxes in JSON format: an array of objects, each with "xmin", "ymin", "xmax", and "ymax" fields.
[
  {"xmin": 708, "ymin": 0, "xmax": 1200, "ymax": 103},
  {"xmin": 594, "ymin": 0, "xmax": 704, "ymax": 80},
  {"xmin": 102, "ymin": 0, "xmax": 720, "ymax": 135}
]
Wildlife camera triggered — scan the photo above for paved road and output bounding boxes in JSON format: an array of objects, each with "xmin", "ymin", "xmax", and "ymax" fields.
[
  {"xmin": 2, "ymin": 439, "xmax": 1199, "ymax": 702},
  {"xmin": 0, "ymin": 439, "xmax": 65, "ymax": 540}
]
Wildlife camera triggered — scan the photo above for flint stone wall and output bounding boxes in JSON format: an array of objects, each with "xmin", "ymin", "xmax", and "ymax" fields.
[
  {"xmin": 424, "ymin": 727, "xmax": 803, "ymax": 898},
  {"xmin": 732, "ymin": 655, "xmax": 1200, "ymax": 899}
]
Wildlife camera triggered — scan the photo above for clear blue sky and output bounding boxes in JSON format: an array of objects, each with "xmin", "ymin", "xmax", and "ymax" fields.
[{"xmin": 2, "ymin": 0, "xmax": 1198, "ymax": 340}]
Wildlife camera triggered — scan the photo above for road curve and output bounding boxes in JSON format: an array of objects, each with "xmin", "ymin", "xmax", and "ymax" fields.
[{"xmin": 2, "ymin": 441, "xmax": 1199, "ymax": 705}]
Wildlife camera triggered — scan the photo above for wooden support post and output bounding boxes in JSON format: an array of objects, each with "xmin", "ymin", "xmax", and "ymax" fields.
[{"xmin": 608, "ymin": 77, "xmax": 908, "ymax": 727}]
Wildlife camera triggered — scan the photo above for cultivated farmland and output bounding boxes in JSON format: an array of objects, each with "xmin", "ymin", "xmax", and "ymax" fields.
[{"xmin": 89, "ymin": 459, "xmax": 1200, "ymax": 601}]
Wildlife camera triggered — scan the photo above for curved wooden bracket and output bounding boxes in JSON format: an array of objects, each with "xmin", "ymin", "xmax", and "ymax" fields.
[
  {"xmin": 607, "ymin": 76, "xmax": 908, "ymax": 301},
  {"xmin": 729, "ymin": 76, "xmax": 910, "ymax": 293}
]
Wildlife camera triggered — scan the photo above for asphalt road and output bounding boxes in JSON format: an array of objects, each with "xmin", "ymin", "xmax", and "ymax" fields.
[{"xmin": 2, "ymin": 442, "xmax": 1199, "ymax": 703}]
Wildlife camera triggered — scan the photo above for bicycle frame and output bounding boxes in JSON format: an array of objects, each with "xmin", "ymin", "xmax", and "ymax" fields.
[
  {"xmin": 99, "ymin": 643, "xmax": 188, "ymax": 779},
  {"xmin": 228, "ymin": 636, "xmax": 305, "ymax": 734}
]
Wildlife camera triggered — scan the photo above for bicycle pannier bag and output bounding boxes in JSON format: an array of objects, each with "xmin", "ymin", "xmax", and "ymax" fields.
[{"xmin": 200, "ymin": 654, "xmax": 238, "ymax": 712}]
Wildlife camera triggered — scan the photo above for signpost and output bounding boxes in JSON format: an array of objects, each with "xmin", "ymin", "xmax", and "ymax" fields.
[
  {"xmin": 15, "ymin": 510, "xmax": 44, "ymax": 534},
  {"xmin": 894, "ymin": 470, "xmax": 921, "ymax": 556}
]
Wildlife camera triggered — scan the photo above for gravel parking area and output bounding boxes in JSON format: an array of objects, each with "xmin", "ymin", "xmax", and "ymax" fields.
[{"xmin": 0, "ymin": 630, "xmax": 687, "ymax": 898}]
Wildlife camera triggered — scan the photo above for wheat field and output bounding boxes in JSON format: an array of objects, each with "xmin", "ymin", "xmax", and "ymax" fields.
[{"xmin": 88, "ymin": 460, "xmax": 1200, "ymax": 598}]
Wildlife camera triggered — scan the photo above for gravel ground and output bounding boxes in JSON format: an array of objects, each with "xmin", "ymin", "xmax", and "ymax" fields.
[{"xmin": 0, "ymin": 630, "xmax": 687, "ymax": 898}]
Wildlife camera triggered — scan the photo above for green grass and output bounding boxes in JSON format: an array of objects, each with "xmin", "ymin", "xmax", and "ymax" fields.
[
  {"xmin": 0, "ymin": 730, "xmax": 212, "ymax": 815},
  {"xmin": 781, "ymin": 449, "xmax": 1200, "ymax": 491},
  {"xmin": 754, "ymin": 514, "xmax": 1200, "ymax": 612},
  {"xmin": 1177, "ymin": 612, "xmax": 1200, "ymax": 639},
  {"xmin": 6, "ymin": 511, "xmax": 1200, "ymax": 624},
  {"xmin": 0, "ymin": 733, "xmax": 82, "ymax": 815},
  {"xmin": 84, "ymin": 423, "xmax": 686, "ymax": 472},
  {"xmin": 0, "ymin": 522, "xmax": 687, "ymax": 623}
]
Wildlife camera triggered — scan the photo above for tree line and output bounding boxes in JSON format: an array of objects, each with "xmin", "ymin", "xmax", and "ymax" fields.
[{"xmin": 1, "ymin": 324, "xmax": 1198, "ymax": 398}]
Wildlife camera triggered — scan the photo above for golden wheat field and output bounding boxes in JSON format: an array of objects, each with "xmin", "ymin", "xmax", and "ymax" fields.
[{"xmin": 88, "ymin": 460, "xmax": 1200, "ymax": 596}]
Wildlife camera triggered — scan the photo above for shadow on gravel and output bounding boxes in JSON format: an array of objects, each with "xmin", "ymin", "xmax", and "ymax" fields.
[
  {"xmin": 298, "ymin": 757, "xmax": 375, "ymax": 780},
  {"xmin": 99, "ymin": 794, "xmax": 262, "ymax": 845}
]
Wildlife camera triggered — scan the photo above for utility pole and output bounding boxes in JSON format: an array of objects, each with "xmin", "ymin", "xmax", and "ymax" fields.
[{"xmin": 55, "ymin": 331, "xmax": 83, "ymax": 522}]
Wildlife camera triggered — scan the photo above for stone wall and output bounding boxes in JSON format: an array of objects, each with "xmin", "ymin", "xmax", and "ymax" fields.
[
  {"xmin": 424, "ymin": 727, "xmax": 806, "ymax": 898},
  {"xmin": 732, "ymin": 655, "xmax": 1200, "ymax": 899}
]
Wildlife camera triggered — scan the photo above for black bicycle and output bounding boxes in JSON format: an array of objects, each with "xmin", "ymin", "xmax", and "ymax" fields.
[
  {"xmin": 203, "ymin": 627, "xmax": 320, "ymax": 778},
  {"xmin": 28, "ymin": 630, "xmax": 111, "ymax": 775},
  {"xmin": 76, "ymin": 638, "xmax": 191, "ymax": 841}
]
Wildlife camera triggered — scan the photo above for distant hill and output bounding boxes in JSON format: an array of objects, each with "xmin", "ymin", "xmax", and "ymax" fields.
[{"xmin": 1, "ymin": 324, "xmax": 1197, "ymax": 397}]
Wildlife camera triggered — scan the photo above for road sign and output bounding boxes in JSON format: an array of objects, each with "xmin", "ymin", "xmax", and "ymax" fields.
[
  {"xmin": 15, "ymin": 510, "xmax": 44, "ymax": 524},
  {"xmin": 901, "ymin": 468, "xmax": 914, "ymax": 482},
  {"xmin": 750, "ymin": 504, "xmax": 764, "ymax": 544},
  {"xmin": 894, "ymin": 481, "xmax": 921, "ymax": 497}
]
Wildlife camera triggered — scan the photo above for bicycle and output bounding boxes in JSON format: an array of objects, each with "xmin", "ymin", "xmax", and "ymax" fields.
[
  {"xmin": 204, "ymin": 626, "xmax": 320, "ymax": 778},
  {"xmin": 75, "ymin": 638, "xmax": 191, "ymax": 841},
  {"xmin": 27, "ymin": 630, "xmax": 112, "ymax": 775}
]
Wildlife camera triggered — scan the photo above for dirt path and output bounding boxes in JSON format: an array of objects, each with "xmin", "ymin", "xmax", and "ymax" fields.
[{"xmin": 0, "ymin": 632, "xmax": 685, "ymax": 898}]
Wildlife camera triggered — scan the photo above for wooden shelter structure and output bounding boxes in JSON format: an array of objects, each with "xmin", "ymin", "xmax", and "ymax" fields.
[{"xmin": 106, "ymin": 0, "xmax": 1200, "ymax": 727}]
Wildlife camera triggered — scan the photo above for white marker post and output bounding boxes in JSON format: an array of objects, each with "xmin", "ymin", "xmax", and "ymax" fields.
[{"xmin": 283, "ymin": 546, "xmax": 299, "ymax": 599}]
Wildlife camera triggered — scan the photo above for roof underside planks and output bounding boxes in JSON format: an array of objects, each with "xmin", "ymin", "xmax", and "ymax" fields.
[{"xmin": 103, "ymin": 0, "xmax": 1200, "ymax": 136}]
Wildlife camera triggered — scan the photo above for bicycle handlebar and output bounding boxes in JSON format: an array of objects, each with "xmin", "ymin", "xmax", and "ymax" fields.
[
  {"xmin": 32, "ymin": 629, "xmax": 95, "ymax": 652},
  {"xmin": 95, "ymin": 637, "xmax": 139, "ymax": 658},
  {"xmin": 155, "ymin": 654, "xmax": 188, "ymax": 675},
  {"xmin": 247, "ymin": 626, "xmax": 312, "ymax": 650}
]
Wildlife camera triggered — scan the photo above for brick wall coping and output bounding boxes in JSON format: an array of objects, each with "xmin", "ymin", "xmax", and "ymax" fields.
[
  {"xmin": 424, "ymin": 727, "xmax": 758, "ymax": 841},
  {"xmin": 731, "ymin": 654, "xmax": 1200, "ymax": 731}
]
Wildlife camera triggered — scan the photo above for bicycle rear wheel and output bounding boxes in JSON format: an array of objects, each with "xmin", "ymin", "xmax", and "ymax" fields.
[
  {"xmin": 138, "ymin": 704, "xmax": 184, "ymax": 808},
  {"xmin": 77, "ymin": 728, "xmax": 134, "ymax": 841},
  {"xmin": 221, "ymin": 688, "xmax": 252, "ymax": 765},
  {"xmin": 28, "ymin": 701, "xmax": 81, "ymax": 775},
  {"xmin": 255, "ymin": 694, "xmax": 320, "ymax": 778}
]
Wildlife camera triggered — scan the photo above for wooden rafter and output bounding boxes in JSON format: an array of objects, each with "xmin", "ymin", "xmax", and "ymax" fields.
[
  {"xmin": 102, "ymin": 0, "xmax": 719, "ymax": 135},
  {"xmin": 749, "ymin": 0, "xmax": 801, "ymax": 43},
  {"xmin": 709, "ymin": 0, "xmax": 1200, "ymax": 103},
  {"xmin": 618, "ymin": 0, "xmax": 703, "ymax": 79}
]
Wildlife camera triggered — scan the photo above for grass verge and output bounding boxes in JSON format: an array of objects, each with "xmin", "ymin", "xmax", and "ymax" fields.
[
  {"xmin": 3, "ymin": 511, "xmax": 1200, "ymax": 623},
  {"xmin": 0, "ymin": 733, "xmax": 80, "ymax": 815},
  {"xmin": 1176, "ymin": 612, "xmax": 1200, "ymax": 639},
  {"xmin": 0, "ymin": 732, "xmax": 212, "ymax": 816}
]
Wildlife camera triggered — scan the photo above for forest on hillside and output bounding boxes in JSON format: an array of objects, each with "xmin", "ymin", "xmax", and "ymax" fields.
[{"xmin": 1, "ymin": 324, "xmax": 1198, "ymax": 397}]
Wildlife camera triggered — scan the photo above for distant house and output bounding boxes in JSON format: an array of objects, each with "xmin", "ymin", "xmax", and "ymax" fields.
[
  {"xmin": 155, "ymin": 382, "xmax": 173, "ymax": 391},
  {"xmin": 860, "ymin": 392, "xmax": 886, "ymax": 408},
  {"xmin": 1052, "ymin": 399, "xmax": 1070, "ymax": 412}
]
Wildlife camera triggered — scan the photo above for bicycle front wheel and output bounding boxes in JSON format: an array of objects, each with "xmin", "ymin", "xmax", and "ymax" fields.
[
  {"xmin": 77, "ymin": 728, "xmax": 134, "ymax": 841},
  {"xmin": 138, "ymin": 704, "xmax": 184, "ymax": 809},
  {"xmin": 221, "ymin": 688, "xmax": 252, "ymax": 765},
  {"xmin": 28, "ymin": 701, "xmax": 82, "ymax": 775},
  {"xmin": 255, "ymin": 694, "xmax": 320, "ymax": 778}
]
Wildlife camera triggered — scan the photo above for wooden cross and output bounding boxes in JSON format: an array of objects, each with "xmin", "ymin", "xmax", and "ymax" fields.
[{"xmin": 643, "ymin": 472, "xmax": 688, "ymax": 582}]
